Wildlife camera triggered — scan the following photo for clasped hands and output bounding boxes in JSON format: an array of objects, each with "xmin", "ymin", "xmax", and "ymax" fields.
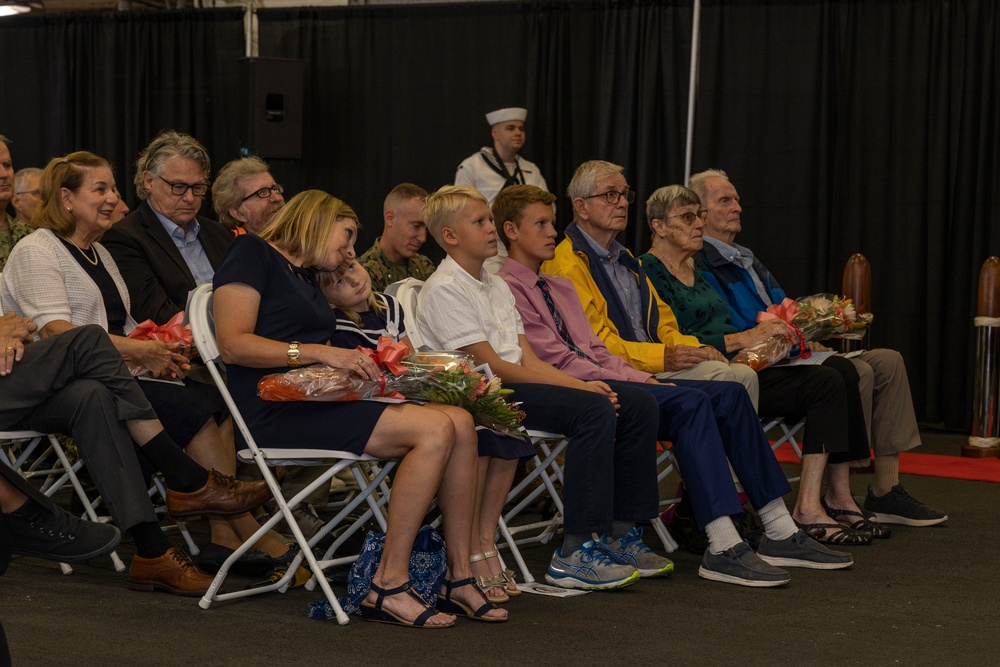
[
  {"xmin": 0, "ymin": 312, "xmax": 37, "ymax": 376},
  {"xmin": 662, "ymin": 344, "xmax": 727, "ymax": 371}
]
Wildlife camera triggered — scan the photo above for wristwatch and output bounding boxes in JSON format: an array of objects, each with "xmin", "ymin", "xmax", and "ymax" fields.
[{"xmin": 287, "ymin": 341, "xmax": 301, "ymax": 368}]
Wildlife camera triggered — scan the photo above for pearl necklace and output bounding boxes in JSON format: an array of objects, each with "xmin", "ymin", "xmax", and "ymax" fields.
[{"xmin": 74, "ymin": 243, "xmax": 99, "ymax": 266}]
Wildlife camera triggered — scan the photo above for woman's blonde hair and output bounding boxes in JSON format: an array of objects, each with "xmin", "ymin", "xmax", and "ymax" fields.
[
  {"xmin": 258, "ymin": 190, "xmax": 359, "ymax": 268},
  {"xmin": 34, "ymin": 151, "xmax": 114, "ymax": 236}
]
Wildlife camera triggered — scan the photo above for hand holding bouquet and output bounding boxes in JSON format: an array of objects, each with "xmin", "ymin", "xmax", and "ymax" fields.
[
  {"xmin": 732, "ymin": 294, "xmax": 873, "ymax": 371},
  {"xmin": 126, "ymin": 311, "xmax": 195, "ymax": 377},
  {"xmin": 257, "ymin": 342, "xmax": 527, "ymax": 438}
]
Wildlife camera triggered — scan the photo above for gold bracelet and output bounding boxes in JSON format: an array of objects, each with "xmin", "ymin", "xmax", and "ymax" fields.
[{"xmin": 287, "ymin": 341, "xmax": 301, "ymax": 368}]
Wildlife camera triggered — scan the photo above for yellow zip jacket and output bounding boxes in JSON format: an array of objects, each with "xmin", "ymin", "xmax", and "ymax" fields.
[{"xmin": 541, "ymin": 236, "xmax": 701, "ymax": 374}]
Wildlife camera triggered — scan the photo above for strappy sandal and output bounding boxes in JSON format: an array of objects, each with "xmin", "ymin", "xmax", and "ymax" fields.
[
  {"xmin": 359, "ymin": 580, "xmax": 454, "ymax": 629},
  {"xmin": 470, "ymin": 552, "xmax": 509, "ymax": 603},
  {"xmin": 437, "ymin": 577, "xmax": 507, "ymax": 623},
  {"xmin": 482, "ymin": 547, "xmax": 521, "ymax": 597},
  {"xmin": 794, "ymin": 520, "xmax": 873, "ymax": 546},
  {"xmin": 821, "ymin": 498, "xmax": 892, "ymax": 539}
]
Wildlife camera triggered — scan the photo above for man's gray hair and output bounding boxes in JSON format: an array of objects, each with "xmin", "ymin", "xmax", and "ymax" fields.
[
  {"xmin": 134, "ymin": 130, "xmax": 211, "ymax": 201},
  {"xmin": 566, "ymin": 160, "xmax": 625, "ymax": 205},
  {"xmin": 14, "ymin": 167, "xmax": 42, "ymax": 193},
  {"xmin": 212, "ymin": 155, "xmax": 271, "ymax": 229},
  {"xmin": 687, "ymin": 168, "xmax": 729, "ymax": 202},
  {"xmin": 645, "ymin": 185, "xmax": 701, "ymax": 231}
]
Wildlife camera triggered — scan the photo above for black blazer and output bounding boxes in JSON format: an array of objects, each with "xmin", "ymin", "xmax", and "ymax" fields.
[{"xmin": 102, "ymin": 200, "xmax": 233, "ymax": 324}]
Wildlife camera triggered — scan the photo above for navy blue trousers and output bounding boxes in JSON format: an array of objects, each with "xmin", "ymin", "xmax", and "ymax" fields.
[
  {"xmin": 509, "ymin": 382, "xmax": 659, "ymax": 536},
  {"xmin": 631, "ymin": 379, "xmax": 792, "ymax": 530}
]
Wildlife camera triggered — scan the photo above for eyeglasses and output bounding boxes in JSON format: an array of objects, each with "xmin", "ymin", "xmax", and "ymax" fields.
[
  {"xmin": 583, "ymin": 189, "xmax": 636, "ymax": 205},
  {"xmin": 667, "ymin": 210, "xmax": 708, "ymax": 225},
  {"xmin": 14, "ymin": 189, "xmax": 40, "ymax": 196},
  {"xmin": 240, "ymin": 184, "xmax": 284, "ymax": 203},
  {"xmin": 157, "ymin": 175, "xmax": 209, "ymax": 197}
]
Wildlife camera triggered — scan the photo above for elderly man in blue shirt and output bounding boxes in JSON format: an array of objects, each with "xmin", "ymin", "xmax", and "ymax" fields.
[{"xmin": 690, "ymin": 168, "xmax": 946, "ymax": 529}]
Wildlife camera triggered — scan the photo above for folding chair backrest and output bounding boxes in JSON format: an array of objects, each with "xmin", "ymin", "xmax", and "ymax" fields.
[
  {"xmin": 385, "ymin": 278, "xmax": 426, "ymax": 350},
  {"xmin": 187, "ymin": 283, "xmax": 392, "ymax": 622}
]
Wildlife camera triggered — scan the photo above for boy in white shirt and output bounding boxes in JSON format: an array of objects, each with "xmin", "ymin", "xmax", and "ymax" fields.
[{"xmin": 415, "ymin": 185, "xmax": 670, "ymax": 590}]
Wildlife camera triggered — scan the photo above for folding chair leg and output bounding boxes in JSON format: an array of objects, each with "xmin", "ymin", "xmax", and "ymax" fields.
[
  {"xmin": 651, "ymin": 517, "xmax": 679, "ymax": 554},
  {"xmin": 496, "ymin": 517, "xmax": 536, "ymax": 584},
  {"xmin": 48, "ymin": 436, "xmax": 126, "ymax": 573},
  {"xmin": 150, "ymin": 477, "xmax": 199, "ymax": 556}
]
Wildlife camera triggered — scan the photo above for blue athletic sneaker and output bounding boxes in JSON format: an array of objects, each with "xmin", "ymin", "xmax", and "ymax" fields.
[
  {"xmin": 545, "ymin": 540, "xmax": 640, "ymax": 590},
  {"xmin": 599, "ymin": 526, "xmax": 674, "ymax": 577}
]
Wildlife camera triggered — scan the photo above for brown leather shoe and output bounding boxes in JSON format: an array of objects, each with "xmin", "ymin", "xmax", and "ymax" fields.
[
  {"xmin": 166, "ymin": 469, "xmax": 272, "ymax": 518},
  {"xmin": 128, "ymin": 547, "xmax": 214, "ymax": 596}
]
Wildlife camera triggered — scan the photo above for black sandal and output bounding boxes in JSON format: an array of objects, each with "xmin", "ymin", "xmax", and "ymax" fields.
[
  {"xmin": 821, "ymin": 498, "xmax": 892, "ymax": 539},
  {"xmin": 794, "ymin": 520, "xmax": 873, "ymax": 546},
  {"xmin": 437, "ymin": 577, "xmax": 507, "ymax": 623},
  {"xmin": 359, "ymin": 580, "xmax": 454, "ymax": 628}
]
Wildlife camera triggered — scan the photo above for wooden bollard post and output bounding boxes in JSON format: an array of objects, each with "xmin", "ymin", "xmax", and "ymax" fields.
[
  {"xmin": 965, "ymin": 257, "xmax": 1000, "ymax": 458},
  {"xmin": 841, "ymin": 253, "xmax": 871, "ymax": 353}
]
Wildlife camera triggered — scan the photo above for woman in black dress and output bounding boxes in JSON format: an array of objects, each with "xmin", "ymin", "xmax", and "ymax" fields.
[{"xmin": 213, "ymin": 190, "xmax": 507, "ymax": 627}]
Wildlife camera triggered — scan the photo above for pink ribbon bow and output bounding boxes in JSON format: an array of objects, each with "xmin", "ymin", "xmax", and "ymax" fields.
[
  {"xmin": 127, "ymin": 311, "xmax": 193, "ymax": 346},
  {"xmin": 756, "ymin": 298, "xmax": 810, "ymax": 359},
  {"xmin": 355, "ymin": 337, "xmax": 410, "ymax": 398},
  {"xmin": 357, "ymin": 337, "xmax": 410, "ymax": 376}
]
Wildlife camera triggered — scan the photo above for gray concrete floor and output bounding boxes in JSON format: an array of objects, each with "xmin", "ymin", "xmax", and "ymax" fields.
[{"xmin": 1, "ymin": 429, "xmax": 994, "ymax": 666}]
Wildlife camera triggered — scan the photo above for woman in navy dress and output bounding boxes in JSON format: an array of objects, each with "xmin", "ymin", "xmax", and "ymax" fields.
[{"xmin": 213, "ymin": 191, "xmax": 507, "ymax": 627}]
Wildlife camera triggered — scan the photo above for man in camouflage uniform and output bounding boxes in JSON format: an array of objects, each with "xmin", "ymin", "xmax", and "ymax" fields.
[
  {"xmin": 359, "ymin": 182, "xmax": 436, "ymax": 293},
  {"xmin": 0, "ymin": 137, "xmax": 34, "ymax": 272}
]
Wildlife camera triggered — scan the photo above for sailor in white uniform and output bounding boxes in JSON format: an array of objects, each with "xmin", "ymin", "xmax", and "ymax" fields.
[{"xmin": 455, "ymin": 107, "xmax": 549, "ymax": 273}]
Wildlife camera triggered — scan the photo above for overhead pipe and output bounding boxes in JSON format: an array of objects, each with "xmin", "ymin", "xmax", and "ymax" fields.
[{"xmin": 682, "ymin": 0, "xmax": 702, "ymax": 184}]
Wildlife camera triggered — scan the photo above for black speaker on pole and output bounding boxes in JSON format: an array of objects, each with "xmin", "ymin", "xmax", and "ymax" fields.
[{"xmin": 239, "ymin": 57, "xmax": 304, "ymax": 159}]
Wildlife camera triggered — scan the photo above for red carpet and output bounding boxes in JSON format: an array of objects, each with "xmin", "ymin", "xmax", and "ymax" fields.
[{"xmin": 771, "ymin": 443, "xmax": 1000, "ymax": 483}]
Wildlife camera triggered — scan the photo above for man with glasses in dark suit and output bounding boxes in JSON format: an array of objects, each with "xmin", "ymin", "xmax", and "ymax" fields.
[{"xmin": 103, "ymin": 131, "xmax": 233, "ymax": 324}]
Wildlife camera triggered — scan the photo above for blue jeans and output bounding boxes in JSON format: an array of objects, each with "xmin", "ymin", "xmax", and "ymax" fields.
[
  {"xmin": 508, "ymin": 382, "xmax": 659, "ymax": 536},
  {"xmin": 634, "ymin": 379, "xmax": 792, "ymax": 530}
]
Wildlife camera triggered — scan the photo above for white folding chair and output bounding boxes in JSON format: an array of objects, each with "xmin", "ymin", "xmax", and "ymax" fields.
[
  {"xmin": 187, "ymin": 284, "xmax": 395, "ymax": 624},
  {"xmin": 148, "ymin": 476, "xmax": 200, "ymax": 556},
  {"xmin": 762, "ymin": 417, "xmax": 805, "ymax": 483},
  {"xmin": 1, "ymin": 430, "xmax": 127, "ymax": 573},
  {"xmin": 384, "ymin": 278, "xmax": 426, "ymax": 349},
  {"xmin": 650, "ymin": 445, "xmax": 682, "ymax": 554},
  {"xmin": 492, "ymin": 429, "xmax": 569, "ymax": 584}
]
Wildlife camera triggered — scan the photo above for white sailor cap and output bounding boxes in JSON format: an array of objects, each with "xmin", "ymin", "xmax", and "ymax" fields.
[{"xmin": 485, "ymin": 107, "xmax": 528, "ymax": 126}]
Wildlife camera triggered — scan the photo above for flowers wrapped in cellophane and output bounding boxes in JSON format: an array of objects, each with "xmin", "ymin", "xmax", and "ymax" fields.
[
  {"xmin": 257, "ymin": 340, "xmax": 528, "ymax": 439},
  {"xmin": 732, "ymin": 294, "xmax": 873, "ymax": 371}
]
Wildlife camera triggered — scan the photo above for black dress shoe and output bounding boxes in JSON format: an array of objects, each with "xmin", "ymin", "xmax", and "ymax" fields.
[
  {"xmin": 1, "ymin": 511, "xmax": 12, "ymax": 576},
  {"xmin": 198, "ymin": 543, "xmax": 274, "ymax": 577},
  {"xmin": 734, "ymin": 503, "xmax": 765, "ymax": 551},
  {"xmin": 669, "ymin": 511, "xmax": 709, "ymax": 555}
]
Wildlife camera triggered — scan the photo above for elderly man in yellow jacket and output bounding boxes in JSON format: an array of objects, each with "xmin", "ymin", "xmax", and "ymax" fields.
[{"xmin": 542, "ymin": 160, "xmax": 758, "ymax": 406}]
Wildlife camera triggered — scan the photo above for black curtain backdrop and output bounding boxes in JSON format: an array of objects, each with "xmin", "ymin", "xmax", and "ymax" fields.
[{"xmin": 0, "ymin": 0, "xmax": 996, "ymax": 430}]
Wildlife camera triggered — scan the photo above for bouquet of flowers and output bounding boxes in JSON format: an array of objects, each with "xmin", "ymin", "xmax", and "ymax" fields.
[
  {"xmin": 257, "ymin": 339, "xmax": 527, "ymax": 439},
  {"xmin": 125, "ymin": 311, "xmax": 195, "ymax": 377},
  {"xmin": 732, "ymin": 294, "xmax": 873, "ymax": 371}
]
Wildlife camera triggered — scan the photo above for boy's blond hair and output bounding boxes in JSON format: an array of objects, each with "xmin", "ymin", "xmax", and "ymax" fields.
[{"xmin": 423, "ymin": 184, "xmax": 488, "ymax": 247}]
